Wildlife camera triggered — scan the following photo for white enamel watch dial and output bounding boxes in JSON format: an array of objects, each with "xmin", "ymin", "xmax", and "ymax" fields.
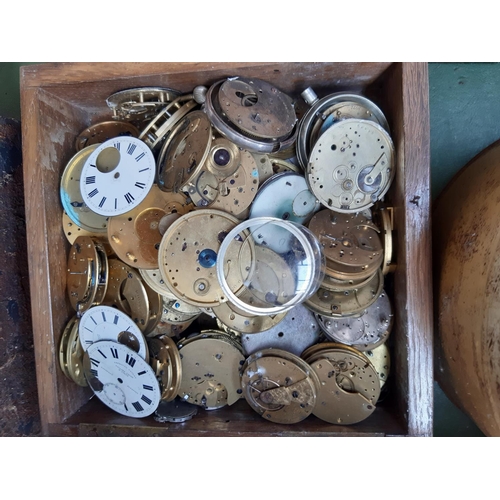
[
  {"xmin": 84, "ymin": 341, "xmax": 160, "ymax": 418},
  {"xmin": 80, "ymin": 137, "xmax": 155, "ymax": 216},
  {"xmin": 79, "ymin": 305, "xmax": 148, "ymax": 360}
]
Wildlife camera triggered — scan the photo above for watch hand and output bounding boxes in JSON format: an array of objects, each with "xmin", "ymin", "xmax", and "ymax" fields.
[{"xmin": 364, "ymin": 152, "xmax": 388, "ymax": 186}]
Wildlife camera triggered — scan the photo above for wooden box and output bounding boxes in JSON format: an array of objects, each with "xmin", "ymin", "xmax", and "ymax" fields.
[{"xmin": 20, "ymin": 62, "xmax": 432, "ymax": 436}]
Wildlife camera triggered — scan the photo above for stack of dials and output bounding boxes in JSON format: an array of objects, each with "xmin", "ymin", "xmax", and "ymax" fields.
[{"xmin": 57, "ymin": 76, "xmax": 396, "ymax": 425}]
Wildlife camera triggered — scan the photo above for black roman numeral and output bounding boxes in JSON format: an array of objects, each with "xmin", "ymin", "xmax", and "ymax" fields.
[
  {"xmin": 114, "ymin": 198, "xmax": 117, "ymax": 209},
  {"xmin": 124, "ymin": 403, "xmax": 128, "ymax": 411},
  {"xmin": 126, "ymin": 354, "xmax": 136, "ymax": 367},
  {"xmin": 138, "ymin": 167, "xmax": 149, "ymax": 172},
  {"xmin": 91, "ymin": 316, "xmax": 97, "ymax": 325},
  {"xmin": 90, "ymin": 368, "xmax": 98, "ymax": 377},
  {"xmin": 135, "ymin": 152, "xmax": 146, "ymax": 162},
  {"xmin": 127, "ymin": 143, "xmax": 136, "ymax": 155},
  {"xmin": 113, "ymin": 315, "xmax": 119, "ymax": 325},
  {"xmin": 114, "ymin": 142, "xmax": 120, "ymax": 151},
  {"xmin": 99, "ymin": 197, "xmax": 106, "ymax": 208},
  {"xmin": 134, "ymin": 182, "xmax": 146, "ymax": 189},
  {"xmin": 124, "ymin": 192, "xmax": 134, "ymax": 204},
  {"xmin": 101, "ymin": 311, "xmax": 106, "ymax": 322},
  {"xmin": 98, "ymin": 349, "xmax": 107, "ymax": 358},
  {"xmin": 90, "ymin": 163, "xmax": 97, "ymax": 168},
  {"xmin": 85, "ymin": 340, "xmax": 92, "ymax": 345},
  {"xmin": 88, "ymin": 188, "xmax": 98, "ymax": 198},
  {"xmin": 137, "ymin": 370, "xmax": 146, "ymax": 376},
  {"xmin": 141, "ymin": 394, "xmax": 152, "ymax": 405},
  {"xmin": 86, "ymin": 176, "xmax": 95, "ymax": 184},
  {"xmin": 132, "ymin": 401, "xmax": 144, "ymax": 412},
  {"xmin": 90, "ymin": 357, "xmax": 100, "ymax": 367},
  {"xmin": 110, "ymin": 347, "xmax": 118, "ymax": 359},
  {"xmin": 143, "ymin": 384, "xmax": 153, "ymax": 391}
]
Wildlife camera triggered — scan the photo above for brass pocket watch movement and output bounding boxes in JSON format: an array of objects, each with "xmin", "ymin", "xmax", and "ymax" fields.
[{"xmin": 58, "ymin": 77, "xmax": 396, "ymax": 426}]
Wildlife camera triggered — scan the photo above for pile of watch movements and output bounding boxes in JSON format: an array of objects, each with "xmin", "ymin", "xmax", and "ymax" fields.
[{"xmin": 59, "ymin": 77, "xmax": 396, "ymax": 425}]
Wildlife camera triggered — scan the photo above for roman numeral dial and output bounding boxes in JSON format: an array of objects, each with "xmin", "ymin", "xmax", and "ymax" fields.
[
  {"xmin": 84, "ymin": 340, "xmax": 160, "ymax": 418},
  {"xmin": 78, "ymin": 305, "xmax": 148, "ymax": 361},
  {"xmin": 80, "ymin": 137, "xmax": 155, "ymax": 216}
]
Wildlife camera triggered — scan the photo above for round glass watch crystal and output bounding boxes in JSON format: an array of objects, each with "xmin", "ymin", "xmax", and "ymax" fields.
[{"xmin": 216, "ymin": 217, "xmax": 325, "ymax": 315}]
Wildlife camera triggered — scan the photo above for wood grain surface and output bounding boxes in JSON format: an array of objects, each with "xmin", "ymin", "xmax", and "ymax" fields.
[
  {"xmin": 434, "ymin": 138, "xmax": 500, "ymax": 436},
  {"xmin": 20, "ymin": 62, "xmax": 432, "ymax": 436}
]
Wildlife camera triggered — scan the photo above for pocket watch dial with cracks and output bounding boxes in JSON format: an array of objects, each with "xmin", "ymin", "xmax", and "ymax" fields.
[{"xmin": 84, "ymin": 341, "xmax": 160, "ymax": 418}]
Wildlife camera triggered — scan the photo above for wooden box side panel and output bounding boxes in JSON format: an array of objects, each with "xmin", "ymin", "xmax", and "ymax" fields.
[
  {"xmin": 378, "ymin": 63, "xmax": 433, "ymax": 436},
  {"xmin": 21, "ymin": 87, "xmax": 92, "ymax": 434},
  {"xmin": 21, "ymin": 62, "xmax": 431, "ymax": 436}
]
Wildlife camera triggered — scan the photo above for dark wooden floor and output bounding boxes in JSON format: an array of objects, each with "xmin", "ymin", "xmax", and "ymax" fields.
[{"xmin": 0, "ymin": 118, "xmax": 41, "ymax": 436}]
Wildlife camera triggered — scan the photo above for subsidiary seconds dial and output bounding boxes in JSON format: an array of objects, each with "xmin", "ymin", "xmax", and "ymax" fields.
[
  {"xmin": 84, "ymin": 341, "xmax": 161, "ymax": 418},
  {"xmin": 80, "ymin": 137, "xmax": 155, "ymax": 216}
]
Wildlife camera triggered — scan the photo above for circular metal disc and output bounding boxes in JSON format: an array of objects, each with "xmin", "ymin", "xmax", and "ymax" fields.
[
  {"xmin": 355, "ymin": 290, "xmax": 394, "ymax": 351},
  {"xmin": 364, "ymin": 344, "xmax": 390, "ymax": 389},
  {"xmin": 316, "ymin": 313, "xmax": 366, "ymax": 344},
  {"xmin": 139, "ymin": 96, "xmax": 197, "ymax": 150},
  {"xmin": 320, "ymin": 273, "xmax": 374, "ymax": 292},
  {"xmin": 240, "ymin": 350, "xmax": 319, "ymax": 424},
  {"xmin": 307, "ymin": 119, "xmax": 395, "ymax": 213},
  {"xmin": 305, "ymin": 269, "xmax": 384, "ymax": 317},
  {"xmin": 147, "ymin": 316, "xmax": 195, "ymax": 339},
  {"xmin": 373, "ymin": 207, "xmax": 395, "ymax": 275},
  {"xmin": 269, "ymin": 157, "xmax": 302, "ymax": 175},
  {"xmin": 154, "ymin": 398, "xmax": 198, "ymax": 423},
  {"xmin": 297, "ymin": 92, "xmax": 389, "ymax": 169},
  {"xmin": 66, "ymin": 236, "xmax": 100, "ymax": 312},
  {"xmin": 60, "ymin": 144, "xmax": 109, "ymax": 233},
  {"xmin": 106, "ymin": 87, "xmax": 182, "ymax": 122},
  {"xmin": 107, "ymin": 185, "xmax": 192, "ymax": 269},
  {"xmin": 157, "ymin": 111, "xmax": 213, "ymax": 193},
  {"xmin": 307, "ymin": 349, "xmax": 380, "ymax": 425},
  {"xmin": 164, "ymin": 297, "xmax": 202, "ymax": 316},
  {"xmin": 158, "ymin": 210, "xmax": 242, "ymax": 307},
  {"xmin": 250, "ymin": 172, "xmax": 320, "ymax": 225},
  {"xmin": 313, "ymin": 291, "xmax": 393, "ymax": 351},
  {"xmin": 62, "ymin": 211, "xmax": 112, "ymax": 255},
  {"xmin": 219, "ymin": 77, "xmax": 296, "ymax": 140},
  {"xmin": 159, "ymin": 336, "xmax": 182, "ymax": 401},
  {"xmin": 75, "ymin": 121, "xmax": 139, "ymax": 151},
  {"xmin": 207, "ymin": 148, "xmax": 259, "ymax": 216},
  {"xmin": 160, "ymin": 298, "xmax": 202, "ymax": 324},
  {"xmin": 102, "ymin": 259, "xmax": 150, "ymax": 332},
  {"xmin": 309, "ymin": 101, "xmax": 387, "ymax": 150},
  {"xmin": 252, "ymin": 153, "xmax": 275, "ymax": 183},
  {"xmin": 241, "ymin": 304, "xmax": 320, "ymax": 356},
  {"xmin": 212, "ymin": 297, "xmax": 288, "ymax": 335},
  {"xmin": 308, "ymin": 210, "xmax": 383, "ymax": 277},
  {"xmin": 59, "ymin": 316, "xmax": 79, "ymax": 382},
  {"xmin": 148, "ymin": 335, "xmax": 182, "ymax": 401},
  {"xmin": 177, "ymin": 336, "xmax": 244, "ymax": 408},
  {"xmin": 139, "ymin": 268, "xmax": 177, "ymax": 300}
]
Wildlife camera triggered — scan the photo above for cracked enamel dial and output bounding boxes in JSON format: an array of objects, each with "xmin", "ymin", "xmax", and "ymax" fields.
[
  {"xmin": 80, "ymin": 137, "xmax": 155, "ymax": 216},
  {"xmin": 78, "ymin": 305, "xmax": 148, "ymax": 360},
  {"xmin": 83, "ymin": 341, "xmax": 160, "ymax": 418}
]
